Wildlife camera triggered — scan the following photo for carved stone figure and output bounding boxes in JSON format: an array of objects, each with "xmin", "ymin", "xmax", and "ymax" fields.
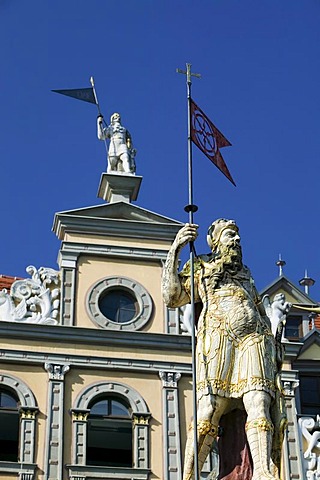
[
  {"xmin": 162, "ymin": 219, "xmax": 286, "ymax": 480},
  {"xmin": 97, "ymin": 112, "xmax": 136, "ymax": 174},
  {"xmin": 0, "ymin": 266, "xmax": 60, "ymax": 324},
  {"xmin": 263, "ymin": 292, "xmax": 292, "ymax": 337}
]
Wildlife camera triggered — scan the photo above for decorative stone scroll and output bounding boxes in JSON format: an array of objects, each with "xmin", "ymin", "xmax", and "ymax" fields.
[
  {"xmin": 299, "ymin": 416, "xmax": 320, "ymax": 480},
  {"xmin": 0, "ymin": 265, "xmax": 60, "ymax": 324}
]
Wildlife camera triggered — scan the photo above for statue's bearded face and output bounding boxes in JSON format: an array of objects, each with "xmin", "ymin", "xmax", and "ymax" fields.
[{"xmin": 213, "ymin": 227, "xmax": 243, "ymax": 271}]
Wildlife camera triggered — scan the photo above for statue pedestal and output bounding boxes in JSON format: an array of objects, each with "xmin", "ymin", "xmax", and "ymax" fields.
[{"xmin": 97, "ymin": 173, "xmax": 142, "ymax": 204}]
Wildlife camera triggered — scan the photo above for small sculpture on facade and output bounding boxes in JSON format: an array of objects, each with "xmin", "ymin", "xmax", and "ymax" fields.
[
  {"xmin": 97, "ymin": 112, "xmax": 136, "ymax": 174},
  {"xmin": 162, "ymin": 219, "xmax": 286, "ymax": 480},
  {"xmin": 0, "ymin": 266, "xmax": 60, "ymax": 324},
  {"xmin": 263, "ymin": 292, "xmax": 292, "ymax": 337}
]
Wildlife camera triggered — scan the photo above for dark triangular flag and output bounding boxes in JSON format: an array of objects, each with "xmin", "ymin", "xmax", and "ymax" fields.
[
  {"xmin": 190, "ymin": 98, "xmax": 235, "ymax": 186},
  {"xmin": 52, "ymin": 87, "xmax": 97, "ymax": 105}
]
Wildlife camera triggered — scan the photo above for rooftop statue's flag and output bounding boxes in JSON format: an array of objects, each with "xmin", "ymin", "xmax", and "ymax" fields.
[
  {"xmin": 190, "ymin": 98, "xmax": 236, "ymax": 186},
  {"xmin": 52, "ymin": 87, "xmax": 97, "ymax": 105}
]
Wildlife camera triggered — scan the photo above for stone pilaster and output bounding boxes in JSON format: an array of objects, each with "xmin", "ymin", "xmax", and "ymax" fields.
[
  {"xmin": 281, "ymin": 370, "xmax": 305, "ymax": 480},
  {"xmin": 132, "ymin": 413, "xmax": 151, "ymax": 469},
  {"xmin": 19, "ymin": 407, "xmax": 39, "ymax": 465},
  {"xmin": 159, "ymin": 371, "xmax": 182, "ymax": 480},
  {"xmin": 44, "ymin": 363, "xmax": 70, "ymax": 480},
  {"xmin": 58, "ymin": 252, "xmax": 78, "ymax": 326},
  {"xmin": 70, "ymin": 409, "xmax": 90, "ymax": 465}
]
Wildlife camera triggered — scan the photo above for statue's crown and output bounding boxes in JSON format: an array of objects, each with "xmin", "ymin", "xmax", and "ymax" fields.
[{"xmin": 207, "ymin": 218, "xmax": 239, "ymax": 250}]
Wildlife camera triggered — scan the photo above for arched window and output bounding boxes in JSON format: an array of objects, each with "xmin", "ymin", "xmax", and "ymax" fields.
[
  {"xmin": 71, "ymin": 380, "xmax": 150, "ymax": 477},
  {"xmin": 87, "ymin": 396, "xmax": 132, "ymax": 467},
  {"xmin": 0, "ymin": 388, "xmax": 20, "ymax": 462}
]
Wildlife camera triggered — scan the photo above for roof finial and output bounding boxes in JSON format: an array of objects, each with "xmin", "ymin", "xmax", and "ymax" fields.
[
  {"xmin": 276, "ymin": 254, "xmax": 286, "ymax": 276},
  {"xmin": 299, "ymin": 270, "xmax": 315, "ymax": 295}
]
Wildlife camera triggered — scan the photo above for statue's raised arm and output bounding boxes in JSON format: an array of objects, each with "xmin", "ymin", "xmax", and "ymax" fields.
[{"xmin": 161, "ymin": 223, "xmax": 198, "ymax": 308}]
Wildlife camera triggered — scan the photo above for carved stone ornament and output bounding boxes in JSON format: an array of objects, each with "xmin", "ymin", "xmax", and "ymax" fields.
[
  {"xmin": 72, "ymin": 410, "xmax": 89, "ymax": 422},
  {"xmin": 19, "ymin": 407, "xmax": 38, "ymax": 420},
  {"xmin": 45, "ymin": 363, "xmax": 70, "ymax": 380},
  {"xmin": 0, "ymin": 266, "xmax": 60, "ymax": 324},
  {"xmin": 298, "ymin": 415, "xmax": 320, "ymax": 479},
  {"xmin": 133, "ymin": 414, "xmax": 150, "ymax": 425},
  {"xmin": 282, "ymin": 380, "xmax": 299, "ymax": 397},
  {"xmin": 159, "ymin": 371, "xmax": 182, "ymax": 388}
]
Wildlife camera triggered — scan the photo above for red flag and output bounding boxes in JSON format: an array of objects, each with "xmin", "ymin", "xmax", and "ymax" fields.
[{"xmin": 190, "ymin": 98, "xmax": 236, "ymax": 186}]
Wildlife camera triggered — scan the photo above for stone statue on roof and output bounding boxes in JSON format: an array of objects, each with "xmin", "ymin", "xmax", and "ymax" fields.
[
  {"xmin": 162, "ymin": 219, "xmax": 287, "ymax": 480},
  {"xmin": 97, "ymin": 112, "xmax": 136, "ymax": 174}
]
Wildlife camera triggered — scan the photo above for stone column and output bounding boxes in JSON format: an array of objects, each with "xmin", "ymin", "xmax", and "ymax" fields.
[
  {"xmin": 159, "ymin": 371, "xmax": 182, "ymax": 480},
  {"xmin": 44, "ymin": 363, "xmax": 70, "ymax": 480},
  {"xmin": 58, "ymin": 252, "xmax": 78, "ymax": 326}
]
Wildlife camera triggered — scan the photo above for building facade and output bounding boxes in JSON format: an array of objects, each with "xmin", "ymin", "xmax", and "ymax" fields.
[{"xmin": 0, "ymin": 172, "xmax": 318, "ymax": 480}]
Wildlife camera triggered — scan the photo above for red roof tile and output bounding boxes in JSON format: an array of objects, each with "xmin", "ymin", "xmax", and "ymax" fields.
[{"xmin": 0, "ymin": 275, "xmax": 22, "ymax": 291}]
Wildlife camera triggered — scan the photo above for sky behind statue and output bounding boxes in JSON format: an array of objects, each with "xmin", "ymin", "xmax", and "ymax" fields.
[{"xmin": 0, "ymin": 0, "xmax": 319, "ymax": 294}]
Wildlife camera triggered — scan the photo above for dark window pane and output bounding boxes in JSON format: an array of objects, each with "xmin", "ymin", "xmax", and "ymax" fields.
[
  {"xmin": 285, "ymin": 316, "xmax": 302, "ymax": 339},
  {"xmin": 300, "ymin": 375, "xmax": 320, "ymax": 415},
  {"xmin": 0, "ymin": 390, "xmax": 19, "ymax": 462},
  {"xmin": 87, "ymin": 395, "xmax": 132, "ymax": 467},
  {"xmin": 0, "ymin": 392, "xmax": 18, "ymax": 409},
  {"xmin": 90, "ymin": 399, "xmax": 108, "ymax": 416},
  {"xmin": 110, "ymin": 400, "xmax": 130, "ymax": 417},
  {"xmin": 99, "ymin": 289, "xmax": 138, "ymax": 323},
  {"xmin": 87, "ymin": 417, "xmax": 132, "ymax": 466}
]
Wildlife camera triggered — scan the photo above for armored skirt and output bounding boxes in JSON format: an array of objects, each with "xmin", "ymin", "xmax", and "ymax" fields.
[{"xmin": 180, "ymin": 262, "xmax": 277, "ymax": 399}]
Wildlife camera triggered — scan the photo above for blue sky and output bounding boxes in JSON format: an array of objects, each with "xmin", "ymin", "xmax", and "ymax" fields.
[{"xmin": 0, "ymin": 0, "xmax": 319, "ymax": 295}]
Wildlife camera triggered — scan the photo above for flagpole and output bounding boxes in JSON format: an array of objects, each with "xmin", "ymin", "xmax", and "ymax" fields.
[
  {"xmin": 177, "ymin": 63, "xmax": 201, "ymax": 480},
  {"xmin": 90, "ymin": 76, "xmax": 109, "ymax": 161}
]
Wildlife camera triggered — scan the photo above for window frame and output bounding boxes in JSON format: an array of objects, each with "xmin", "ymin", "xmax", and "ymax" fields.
[
  {"xmin": 86, "ymin": 276, "xmax": 153, "ymax": 331},
  {"xmin": 0, "ymin": 374, "xmax": 38, "ymax": 480},
  {"xmin": 69, "ymin": 381, "xmax": 151, "ymax": 478}
]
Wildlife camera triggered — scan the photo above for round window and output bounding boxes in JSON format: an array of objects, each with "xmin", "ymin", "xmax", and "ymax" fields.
[
  {"xmin": 98, "ymin": 289, "xmax": 138, "ymax": 324},
  {"xmin": 87, "ymin": 276, "xmax": 153, "ymax": 331}
]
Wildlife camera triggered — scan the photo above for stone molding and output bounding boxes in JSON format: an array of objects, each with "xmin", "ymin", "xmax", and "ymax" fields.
[
  {"xmin": 60, "ymin": 241, "xmax": 169, "ymax": 262},
  {"xmin": 67, "ymin": 465, "xmax": 150, "ymax": 480}
]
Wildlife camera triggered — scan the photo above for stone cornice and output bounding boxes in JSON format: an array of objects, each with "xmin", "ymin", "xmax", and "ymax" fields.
[
  {"xmin": 59, "ymin": 241, "xmax": 170, "ymax": 262},
  {"xmin": 53, "ymin": 213, "xmax": 183, "ymax": 242},
  {"xmin": 0, "ymin": 346, "xmax": 191, "ymax": 374},
  {"xmin": 0, "ymin": 321, "xmax": 191, "ymax": 352}
]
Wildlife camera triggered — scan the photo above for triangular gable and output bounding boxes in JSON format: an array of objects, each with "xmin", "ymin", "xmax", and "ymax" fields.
[
  {"xmin": 260, "ymin": 274, "xmax": 318, "ymax": 305},
  {"xmin": 52, "ymin": 202, "xmax": 184, "ymax": 242},
  {"xmin": 54, "ymin": 202, "xmax": 183, "ymax": 226},
  {"xmin": 296, "ymin": 330, "xmax": 320, "ymax": 360}
]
